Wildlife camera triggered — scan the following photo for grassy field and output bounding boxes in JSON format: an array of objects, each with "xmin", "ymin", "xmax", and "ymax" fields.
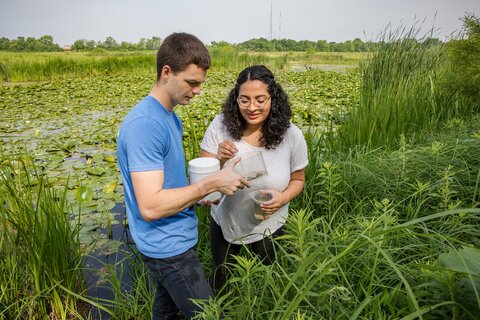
[
  {"xmin": 0, "ymin": 46, "xmax": 479, "ymax": 319},
  {"xmin": 0, "ymin": 50, "xmax": 156, "ymax": 82},
  {"xmin": 0, "ymin": 50, "xmax": 367, "ymax": 83}
]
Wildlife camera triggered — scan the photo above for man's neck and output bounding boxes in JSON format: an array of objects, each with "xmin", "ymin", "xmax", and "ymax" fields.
[{"xmin": 149, "ymin": 83, "xmax": 174, "ymax": 112}]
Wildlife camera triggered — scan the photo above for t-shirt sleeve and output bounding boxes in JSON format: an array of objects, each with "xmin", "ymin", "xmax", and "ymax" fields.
[
  {"xmin": 289, "ymin": 124, "xmax": 309, "ymax": 173},
  {"xmin": 123, "ymin": 117, "xmax": 167, "ymax": 172},
  {"xmin": 200, "ymin": 115, "xmax": 223, "ymax": 155}
]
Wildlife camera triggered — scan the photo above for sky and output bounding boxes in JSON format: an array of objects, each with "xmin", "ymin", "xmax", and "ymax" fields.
[{"xmin": 1, "ymin": 0, "xmax": 479, "ymax": 46}]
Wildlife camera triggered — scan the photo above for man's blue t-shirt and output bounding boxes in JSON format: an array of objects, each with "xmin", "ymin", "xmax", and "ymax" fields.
[{"xmin": 116, "ymin": 95, "xmax": 197, "ymax": 259}]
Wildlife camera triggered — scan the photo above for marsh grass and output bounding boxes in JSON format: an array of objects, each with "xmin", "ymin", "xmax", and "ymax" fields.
[
  {"xmin": 194, "ymin": 206, "xmax": 479, "ymax": 319},
  {"xmin": 0, "ymin": 154, "xmax": 86, "ymax": 319},
  {"xmin": 339, "ymin": 26, "xmax": 467, "ymax": 149},
  {"xmin": 0, "ymin": 49, "xmax": 290, "ymax": 83},
  {"xmin": 0, "ymin": 51, "xmax": 155, "ymax": 82},
  {"xmin": 86, "ymin": 251, "xmax": 153, "ymax": 319},
  {"xmin": 191, "ymin": 115, "xmax": 480, "ymax": 319},
  {"xmin": 210, "ymin": 47, "xmax": 289, "ymax": 70}
]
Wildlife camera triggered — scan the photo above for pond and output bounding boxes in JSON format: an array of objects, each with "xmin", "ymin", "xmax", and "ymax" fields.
[{"xmin": 82, "ymin": 203, "xmax": 136, "ymax": 319}]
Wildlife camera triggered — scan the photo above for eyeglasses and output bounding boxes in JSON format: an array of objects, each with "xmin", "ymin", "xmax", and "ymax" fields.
[{"xmin": 236, "ymin": 96, "xmax": 271, "ymax": 110}]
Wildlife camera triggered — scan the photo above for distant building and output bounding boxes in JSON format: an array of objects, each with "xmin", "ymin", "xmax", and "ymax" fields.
[{"xmin": 63, "ymin": 45, "xmax": 72, "ymax": 52}]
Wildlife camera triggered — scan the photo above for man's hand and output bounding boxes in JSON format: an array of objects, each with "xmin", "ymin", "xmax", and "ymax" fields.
[{"xmin": 212, "ymin": 157, "xmax": 250, "ymax": 195}]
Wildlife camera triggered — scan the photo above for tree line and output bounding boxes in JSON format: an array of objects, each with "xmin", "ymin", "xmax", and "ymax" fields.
[
  {"xmin": 0, "ymin": 35, "xmax": 62, "ymax": 52},
  {"xmin": 228, "ymin": 37, "xmax": 442, "ymax": 52},
  {"xmin": 0, "ymin": 36, "xmax": 162, "ymax": 52},
  {"xmin": 0, "ymin": 35, "xmax": 443, "ymax": 52}
]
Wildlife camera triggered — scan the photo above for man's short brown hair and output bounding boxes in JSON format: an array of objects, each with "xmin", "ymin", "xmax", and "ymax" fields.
[{"xmin": 156, "ymin": 33, "xmax": 211, "ymax": 81}]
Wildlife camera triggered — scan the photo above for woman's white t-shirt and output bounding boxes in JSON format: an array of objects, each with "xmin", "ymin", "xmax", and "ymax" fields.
[{"xmin": 200, "ymin": 115, "xmax": 308, "ymax": 244}]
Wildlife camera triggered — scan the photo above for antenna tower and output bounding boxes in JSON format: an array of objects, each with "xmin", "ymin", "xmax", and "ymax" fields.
[
  {"xmin": 278, "ymin": 10, "xmax": 282, "ymax": 39},
  {"xmin": 269, "ymin": 1, "xmax": 273, "ymax": 40}
]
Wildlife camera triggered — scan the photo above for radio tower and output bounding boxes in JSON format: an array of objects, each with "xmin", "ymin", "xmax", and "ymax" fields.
[
  {"xmin": 269, "ymin": 1, "xmax": 273, "ymax": 40},
  {"xmin": 278, "ymin": 10, "xmax": 282, "ymax": 39}
]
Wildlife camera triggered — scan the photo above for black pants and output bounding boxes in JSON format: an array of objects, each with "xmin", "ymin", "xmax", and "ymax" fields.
[{"xmin": 209, "ymin": 216, "xmax": 284, "ymax": 294}]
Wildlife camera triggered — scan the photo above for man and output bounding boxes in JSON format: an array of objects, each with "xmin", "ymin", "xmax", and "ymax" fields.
[{"xmin": 117, "ymin": 32, "xmax": 249, "ymax": 320}]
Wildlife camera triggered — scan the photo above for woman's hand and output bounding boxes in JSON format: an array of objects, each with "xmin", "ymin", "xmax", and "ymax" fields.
[
  {"xmin": 259, "ymin": 190, "xmax": 286, "ymax": 215},
  {"xmin": 216, "ymin": 140, "xmax": 238, "ymax": 166},
  {"xmin": 197, "ymin": 198, "xmax": 221, "ymax": 207}
]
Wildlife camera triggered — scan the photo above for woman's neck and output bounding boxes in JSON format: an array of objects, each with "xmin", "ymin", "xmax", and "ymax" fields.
[{"xmin": 242, "ymin": 124, "xmax": 263, "ymax": 147}]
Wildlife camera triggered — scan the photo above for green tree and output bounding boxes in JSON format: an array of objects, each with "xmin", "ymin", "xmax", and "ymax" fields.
[
  {"xmin": 136, "ymin": 38, "xmax": 146, "ymax": 50},
  {"xmin": 25, "ymin": 37, "xmax": 36, "ymax": 51},
  {"xmin": 38, "ymin": 35, "xmax": 60, "ymax": 51},
  {"xmin": 72, "ymin": 39, "xmax": 96, "ymax": 51},
  {"xmin": 72, "ymin": 39, "xmax": 86, "ymax": 51},
  {"xmin": 352, "ymin": 38, "xmax": 365, "ymax": 51},
  {"xmin": 0, "ymin": 37, "xmax": 9, "ymax": 50},
  {"xmin": 119, "ymin": 41, "xmax": 136, "ymax": 51},
  {"xmin": 238, "ymin": 38, "xmax": 273, "ymax": 51},
  {"xmin": 316, "ymin": 40, "xmax": 330, "ymax": 52},
  {"xmin": 210, "ymin": 41, "xmax": 234, "ymax": 48},
  {"xmin": 445, "ymin": 13, "xmax": 480, "ymax": 110},
  {"xmin": 11, "ymin": 36, "xmax": 27, "ymax": 51},
  {"xmin": 297, "ymin": 40, "xmax": 315, "ymax": 51},
  {"xmin": 100, "ymin": 36, "xmax": 119, "ymax": 50},
  {"xmin": 423, "ymin": 37, "xmax": 442, "ymax": 47},
  {"xmin": 145, "ymin": 36, "xmax": 161, "ymax": 50},
  {"xmin": 328, "ymin": 41, "xmax": 338, "ymax": 51}
]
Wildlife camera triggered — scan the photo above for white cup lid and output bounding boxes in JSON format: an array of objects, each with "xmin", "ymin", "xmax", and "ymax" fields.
[{"xmin": 188, "ymin": 157, "xmax": 220, "ymax": 173}]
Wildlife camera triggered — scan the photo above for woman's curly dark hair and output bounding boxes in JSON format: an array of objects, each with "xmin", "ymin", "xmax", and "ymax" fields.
[{"xmin": 221, "ymin": 65, "xmax": 292, "ymax": 149}]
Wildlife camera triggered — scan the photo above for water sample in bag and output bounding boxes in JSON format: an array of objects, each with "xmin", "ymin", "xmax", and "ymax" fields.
[{"xmin": 235, "ymin": 151, "xmax": 268, "ymax": 182}]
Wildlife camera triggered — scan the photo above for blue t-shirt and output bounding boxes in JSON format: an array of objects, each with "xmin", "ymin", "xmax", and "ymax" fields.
[{"xmin": 116, "ymin": 95, "xmax": 197, "ymax": 258}]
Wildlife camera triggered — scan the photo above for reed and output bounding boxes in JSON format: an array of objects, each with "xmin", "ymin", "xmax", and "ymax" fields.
[
  {"xmin": 0, "ymin": 49, "xmax": 290, "ymax": 83},
  {"xmin": 210, "ymin": 46, "xmax": 289, "ymax": 70},
  {"xmin": 88, "ymin": 252, "xmax": 153, "ymax": 319},
  {"xmin": 0, "ymin": 153, "xmax": 86, "ymax": 319},
  {"xmin": 339, "ymin": 26, "xmax": 464, "ymax": 149},
  {"xmin": 0, "ymin": 51, "xmax": 155, "ymax": 82}
]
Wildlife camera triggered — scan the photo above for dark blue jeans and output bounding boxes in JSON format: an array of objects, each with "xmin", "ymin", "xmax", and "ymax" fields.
[{"xmin": 141, "ymin": 247, "xmax": 214, "ymax": 320}]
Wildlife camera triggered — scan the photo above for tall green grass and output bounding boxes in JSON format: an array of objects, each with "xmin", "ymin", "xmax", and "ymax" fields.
[
  {"xmin": 0, "ymin": 154, "xmax": 86, "ymax": 319},
  {"xmin": 192, "ymin": 115, "xmax": 480, "ymax": 319},
  {"xmin": 97, "ymin": 116, "xmax": 480, "ymax": 319},
  {"xmin": 194, "ymin": 207, "xmax": 480, "ymax": 319},
  {"xmin": 0, "ymin": 49, "xmax": 290, "ymax": 83},
  {"xmin": 0, "ymin": 51, "xmax": 155, "ymax": 82},
  {"xmin": 339, "ymin": 28, "xmax": 466, "ymax": 149},
  {"xmin": 210, "ymin": 46, "xmax": 289, "ymax": 70},
  {"xmin": 82, "ymin": 252, "xmax": 153, "ymax": 319}
]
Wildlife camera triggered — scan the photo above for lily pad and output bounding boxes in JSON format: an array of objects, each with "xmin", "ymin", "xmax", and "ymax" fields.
[
  {"xmin": 86, "ymin": 166, "xmax": 107, "ymax": 176},
  {"xmin": 102, "ymin": 180, "xmax": 117, "ymax": 194},
  {"xmin": 75, "ymin": 186, "xmax": 94, "ymax": 202}
]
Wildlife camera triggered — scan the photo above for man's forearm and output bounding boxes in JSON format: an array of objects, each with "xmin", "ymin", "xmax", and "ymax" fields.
[{"xmin": 138, "ymin": 183, "xmax": 206, "ymax": 221}]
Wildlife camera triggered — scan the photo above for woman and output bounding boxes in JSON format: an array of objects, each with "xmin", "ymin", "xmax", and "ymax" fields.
[{"xmin": 200, "ymin": 65, "xmax": 308, "ymax": 293}]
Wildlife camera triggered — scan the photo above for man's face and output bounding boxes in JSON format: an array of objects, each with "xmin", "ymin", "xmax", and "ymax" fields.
[{"xmin": 167, "ymin": 64, "xmax": 207, "ymax": 106}]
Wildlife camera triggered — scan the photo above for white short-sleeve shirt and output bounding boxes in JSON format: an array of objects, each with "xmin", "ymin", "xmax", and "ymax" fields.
[{"xmin": 200, "ymin": 115, "xmax": 308, "ymax": 244}]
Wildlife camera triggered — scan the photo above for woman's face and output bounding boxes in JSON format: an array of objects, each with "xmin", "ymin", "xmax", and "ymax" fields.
[{"xmin": 237, "ymin": 80, "xmax": 272, "ymax": 128}]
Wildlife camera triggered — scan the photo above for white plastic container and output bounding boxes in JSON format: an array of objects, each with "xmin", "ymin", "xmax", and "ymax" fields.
[
  {"xmin": 249, "ymin": 190, "xmax": 274, "ymax": 220},
  {"xmin": 188, "ymin": 157, "xmax": 222, "ymax": 203}
]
